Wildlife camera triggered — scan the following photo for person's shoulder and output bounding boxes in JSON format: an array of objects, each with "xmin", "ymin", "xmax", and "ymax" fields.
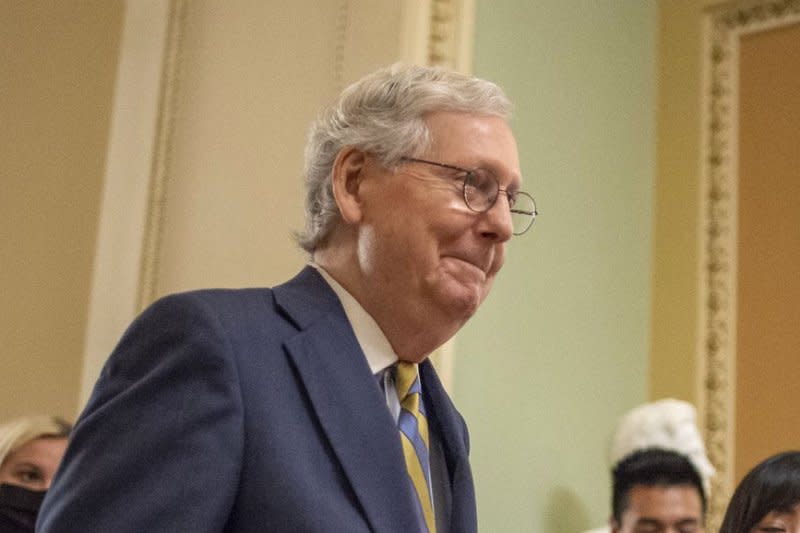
[
  {"xmin": 131, "ymin": 287, "xmax": 278, "ymax": 336},
  {"xmin": 149, "ymin": 287, "xmax": 274, "ymax": 312}
]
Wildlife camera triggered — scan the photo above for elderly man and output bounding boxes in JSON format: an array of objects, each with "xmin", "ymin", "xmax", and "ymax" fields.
[{"xmin": 37, "ymin": 64, "xmax": 536, "ymax": 532}]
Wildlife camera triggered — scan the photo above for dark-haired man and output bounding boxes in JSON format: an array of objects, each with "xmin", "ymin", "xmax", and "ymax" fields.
[{"xmin": 611, "ymin": 448, "xmax": 706, "ymax": 533}]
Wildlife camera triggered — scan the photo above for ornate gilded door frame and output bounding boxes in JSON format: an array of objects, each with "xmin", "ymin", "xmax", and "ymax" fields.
[{"xmin": 699, "ymin": 0, "xmax": 800, "ymax": 528}]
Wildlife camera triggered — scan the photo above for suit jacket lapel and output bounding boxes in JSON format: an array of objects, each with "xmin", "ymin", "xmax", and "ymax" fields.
[
  {"xmin": 419, "ymin": 361, "xmax": 469, "ymax": 467},
  {"xmin": 275, "ymin": 267, "xmax": 420, "ymax": 532},
  {"xmin": 420, "ymin": 361, "xmax": 477, "ymax": 533}
]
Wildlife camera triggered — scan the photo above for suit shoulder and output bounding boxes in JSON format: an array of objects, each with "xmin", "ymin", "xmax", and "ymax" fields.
[
  {"xmin": 144, "ymin": 287, "xmax": 275, "ymax": 319},
  {"xmin": 151, "ymin": 286, "xmax": 274, "ymax": 307}
]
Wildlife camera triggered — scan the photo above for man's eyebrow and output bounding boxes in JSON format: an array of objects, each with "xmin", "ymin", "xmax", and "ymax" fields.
[
  {"xmin": 634, "ymin": 517, "xmax": 665, "ymax": 527},
  {"xmin": 634, "ymin": 517, "xmax": 700, "ymax": 528}
]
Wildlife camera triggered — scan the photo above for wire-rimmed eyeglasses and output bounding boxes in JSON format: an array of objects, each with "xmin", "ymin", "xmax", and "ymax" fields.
[{"xmin": 400, "ymin": 157, "xmax": 537, "ymax": 235}]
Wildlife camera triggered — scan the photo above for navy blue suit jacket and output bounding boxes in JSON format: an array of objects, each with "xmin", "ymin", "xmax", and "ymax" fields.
[{"xmin": 38, "ymin": 267, "xmax": 476, "ymax": 532}]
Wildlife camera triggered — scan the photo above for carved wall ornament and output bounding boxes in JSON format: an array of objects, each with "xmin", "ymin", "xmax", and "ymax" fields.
[
  {"xmin": 427, "ymin": 0, "xmax": 474, "ymax": 74},
  {"xmin": 429, "ymin": 0, "xmax": 456, "ymax": 66}
]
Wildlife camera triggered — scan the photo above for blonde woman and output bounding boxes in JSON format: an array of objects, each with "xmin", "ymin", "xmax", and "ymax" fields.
[{"xmin": 0, "ymin": 415, "xmax": 71, "ymax": 532}]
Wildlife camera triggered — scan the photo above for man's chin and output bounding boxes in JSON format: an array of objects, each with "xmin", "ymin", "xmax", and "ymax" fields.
[{"xmin": 436, "ymin": 284, "xmax": 485, "ymax": 320}]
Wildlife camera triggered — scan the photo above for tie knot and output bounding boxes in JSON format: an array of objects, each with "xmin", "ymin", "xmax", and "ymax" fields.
[{"xmin": 395, "ymin": 361, "xmax": 419, "ymax": 401}]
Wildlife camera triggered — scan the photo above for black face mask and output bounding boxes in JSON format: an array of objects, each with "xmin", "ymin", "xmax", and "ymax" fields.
[{"xmin": 0, "ymin": 483, "xmax": 46, "ymax": 533}]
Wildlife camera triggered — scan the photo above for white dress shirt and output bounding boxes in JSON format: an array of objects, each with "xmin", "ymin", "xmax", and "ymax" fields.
[
  {"xmin": 309, "ymin": 263, "xmax": 403, "ymax": 421},
  {"xmin": 309, "ymin": 263, "xmax": 446, "ymax": 529}
]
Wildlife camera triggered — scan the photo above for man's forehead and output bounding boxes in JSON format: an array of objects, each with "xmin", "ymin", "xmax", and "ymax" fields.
[
  {"xmin": 421, "ymin": 109, "xmax": 513, "ymax": 138},
  {"xmin": 422, "ymin": 111, "xmax": 521, "ymax": 178},
  {"xmin": 625, "ymin": 484, "xmax": 703, "ymax": 522}
]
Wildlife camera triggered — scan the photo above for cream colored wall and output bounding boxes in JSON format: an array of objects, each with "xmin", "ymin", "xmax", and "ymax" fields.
[
  {"xmin": 0, "ymin": 2, "xmax": 123, "ymax": 421},
  {"xmin": 152, "ymin": 2, "xmax": 337, "ymax": 296},
  {"xmin": 148, "ymin": 1, "xmax": 427, "ymax": 301}
]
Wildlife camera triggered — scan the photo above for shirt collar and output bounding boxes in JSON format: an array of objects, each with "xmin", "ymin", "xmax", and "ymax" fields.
[{"xmin": 309, "ymin": 262, "xmax": 397, "ymax": 375}]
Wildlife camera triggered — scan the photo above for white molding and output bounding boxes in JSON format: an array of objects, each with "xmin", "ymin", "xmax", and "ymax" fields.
[
  {"xmin": 453, "ymin": 0, "xmax": 475, "ymax": 74},
  {"xmin": 428, "ymin": 0, "xmax": 475, "ymax": 72},
  {"xmin": 79, "ymin": 0, "xmax": 171, "ymax": 406},
  {"xmin": 399, "ymin": 0, "xmax": 432, "ymax": 65},
  {"xmin": 136, "ymin": 0, "xmax": 186, "ymax": 311}
]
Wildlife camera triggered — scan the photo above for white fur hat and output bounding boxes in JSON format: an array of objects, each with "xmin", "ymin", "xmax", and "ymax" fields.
[{"xmin": 609, "ymin": 398, "xmax": 715, "ymax": 495}]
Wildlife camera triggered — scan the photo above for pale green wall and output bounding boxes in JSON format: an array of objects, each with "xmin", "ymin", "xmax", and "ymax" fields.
[{"xmin": 453, "ymin": 2, "xmax": 657, "ymax": 531}]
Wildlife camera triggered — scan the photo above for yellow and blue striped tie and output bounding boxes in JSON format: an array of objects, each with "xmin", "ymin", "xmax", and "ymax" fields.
[{"xmin": 396, "ymin": 361, "xmax": 436, "ymax": 533}]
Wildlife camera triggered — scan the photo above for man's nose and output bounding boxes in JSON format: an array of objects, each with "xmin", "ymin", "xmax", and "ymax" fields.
[{"xmin": 478, "ymin": 193, "xmax": 514, "ymax": 242}]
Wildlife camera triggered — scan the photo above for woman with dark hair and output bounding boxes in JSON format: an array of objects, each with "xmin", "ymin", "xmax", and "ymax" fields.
[{"xmin": 720, "ymin": 451, "xmax": 800, "ymax": 533}]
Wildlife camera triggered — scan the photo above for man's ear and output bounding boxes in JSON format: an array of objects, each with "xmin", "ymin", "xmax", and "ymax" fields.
[
  {"xmin": 609, "ymin": 516, "xmax": 620, "ymax": 533},
  {"xmin": 331, "ymin": 146, "xmax": 367, "ymax": 225}
]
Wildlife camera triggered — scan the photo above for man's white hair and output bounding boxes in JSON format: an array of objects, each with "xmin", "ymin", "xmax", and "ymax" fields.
[{"xmin": 296, "ymin": 63, "xmax": 512, "ymax": 254}]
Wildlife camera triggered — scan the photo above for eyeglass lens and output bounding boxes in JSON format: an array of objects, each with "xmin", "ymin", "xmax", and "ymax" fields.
[{"xmin": 463, "ymin": 170, "xmax": 536, "ymax": 235}]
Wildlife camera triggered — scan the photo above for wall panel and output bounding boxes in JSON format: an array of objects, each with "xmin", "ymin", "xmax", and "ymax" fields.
[{"xmin": 735, "ymin": 21, "xmax": 800, "ymax": 481}]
